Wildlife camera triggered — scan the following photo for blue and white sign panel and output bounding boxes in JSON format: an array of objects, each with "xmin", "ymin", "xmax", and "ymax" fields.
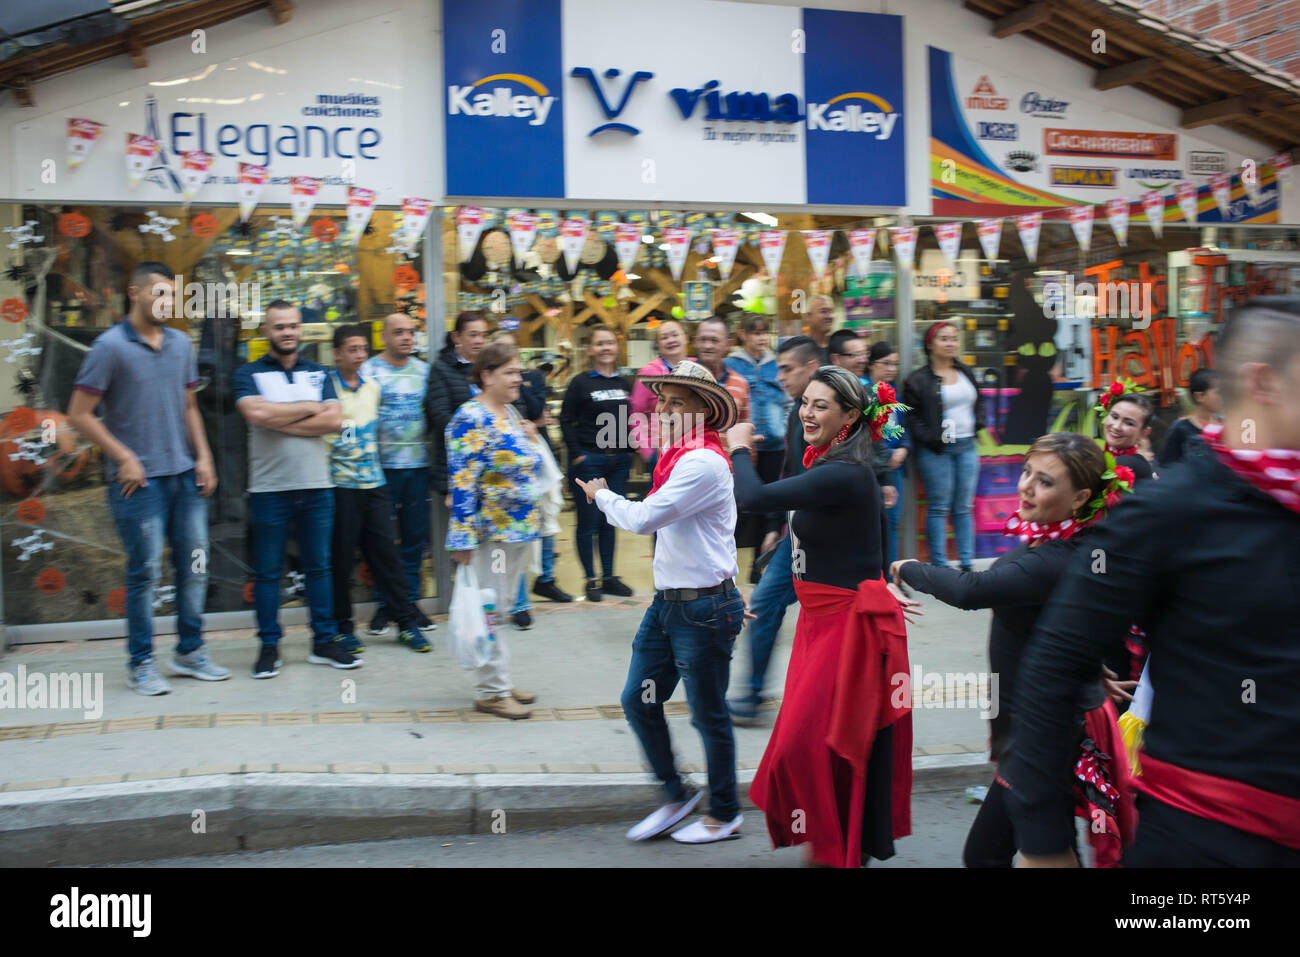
[{"xmin": 443, "ymin": 0, "xmax": 905, "ymax": 207}]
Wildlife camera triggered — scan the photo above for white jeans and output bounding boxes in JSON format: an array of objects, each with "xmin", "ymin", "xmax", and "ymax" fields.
[{"xmin": 469, "ymin": 540, "xmax": 530, "ymax": 699}]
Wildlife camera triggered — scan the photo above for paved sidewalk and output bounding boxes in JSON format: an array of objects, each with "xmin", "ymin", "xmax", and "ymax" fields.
[{"xmin": 0, "ymin": 588, "xmax": 997, "ymax": 863}]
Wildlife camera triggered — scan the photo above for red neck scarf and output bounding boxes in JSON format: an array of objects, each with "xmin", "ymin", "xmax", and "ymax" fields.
[
  {"xmin": 1202, "ymin": 423, "xmax": 1300, "ymax": 515},
  {"xmin": 1002, "ymin": 512, "xmax": 1083, "ymax": 544},
  {"xmin": 649, "ymin": 428, "xmax": 731, "ymax": 496},
  {"xmin": 1105, "ymin": 443, "xmax": 1138, "ymax": 458},
  {"xmin": 802, "ymin": 442, "xmax": 832, "ymax": 469}
]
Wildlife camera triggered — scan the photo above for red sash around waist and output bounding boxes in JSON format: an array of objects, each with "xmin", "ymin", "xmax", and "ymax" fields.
[
  {"xmin": 793, "ymin": 577, "xmax": 910, "ymax": 778},
  {"xmin": 1133, "ymin": 754, "xmax": 1300, "ymax": 850}
]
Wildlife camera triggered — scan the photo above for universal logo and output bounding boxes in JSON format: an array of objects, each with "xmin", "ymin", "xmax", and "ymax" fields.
[{"xmin": 1006, "ymin": 150, "xmax": 1038, "ymax": 172}]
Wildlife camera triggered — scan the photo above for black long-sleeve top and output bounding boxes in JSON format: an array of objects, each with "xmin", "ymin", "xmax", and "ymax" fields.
[
  {"xmin": 1158, "ymin": 416, "xmax": 1203, "ymax": 467},
  {"xmin": 733, "ymin": 449, "xmax": 884, "ymax": 590},
  {"xmin": 900, "ymin": 539, "xmax": 1102, "ymax": 762},
  {"xmin": 763, "ymin": 402, "xmax": 809, "ymax": 536},
  {"xmin": 559, "ymin": 371, "xmax": 633, "ymax": 460},
  {"xmin": 1000, "ymin": 450, "xmax": 1300, "ymax": 856}
]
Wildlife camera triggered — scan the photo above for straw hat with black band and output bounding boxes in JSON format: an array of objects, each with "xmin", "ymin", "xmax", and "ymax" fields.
[{"xmin": 638, "ymin": 358, "xmax": 738, "ymax": 433}]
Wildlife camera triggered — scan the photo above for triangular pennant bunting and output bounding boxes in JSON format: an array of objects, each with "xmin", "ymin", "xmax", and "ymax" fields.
[
  {"xmin": 847, "ymin": 228, "xmax": 876, "ymax": 275},
  {"xmin": 1105, "ymin": 198, "xmax": 1129, "ymax": 247},
  {"xmin": 1068, "ymin": 205, "xmax": 1094, "ymax": 253},
  {"xmin": 1015, "ymin": 212, "xmax": 1041, "ymax": 262},
  {"xmin": 975, "ymin": 218, "xmax": 1002, "ymax": 261}
]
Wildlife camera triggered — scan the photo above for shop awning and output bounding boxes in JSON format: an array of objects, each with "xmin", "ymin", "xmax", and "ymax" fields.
[{"xmin": 963, "ymin": 0, "xmax": 1300, "ymax": 154}]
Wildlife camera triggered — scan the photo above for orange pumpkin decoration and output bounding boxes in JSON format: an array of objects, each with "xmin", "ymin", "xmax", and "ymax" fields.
[
  {"xmin": 1, "ymin": 298, "xmax": 28, "ymax": 323},
  {"xmin": 36, "ymin": 569, "xmax": 65, "ymax": 595},
  {"xmin": 107, "ymin": 588, "xmax": 127, "ymax": 615},
  {"xmin": 242, "ymin": 581, "xmax": 256, "ymax": 604},
  {"xmin": 191, "ymin": 212, "xmax": 220, "ymax": 237},
  {"xmin": 392, "ymin": 265, "xmax": 419, "ymax": 290},
  {"xmin": 58, "ymin": 211, "xmax": 92, "ymax": 238},
  {"xmin": 313, "ymin": 219, "xmax": 339, "ymax": 242},
  {"xmin": 16, "ymin": 499, "xmax": 45, "ymax": 524},
  {"xmin": 0, "ymin": 410, "xmax": 89, "ymax": 497}
]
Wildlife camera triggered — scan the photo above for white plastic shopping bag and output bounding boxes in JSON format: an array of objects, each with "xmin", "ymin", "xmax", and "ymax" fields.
[{"xmin": 447, "ymin": 564, "xmax": 498, "ymax": 670}]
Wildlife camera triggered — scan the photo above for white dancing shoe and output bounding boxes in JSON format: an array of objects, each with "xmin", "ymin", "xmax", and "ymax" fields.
[
  {"xmin": 626, "ymin": 791, "xmax": 702, "ymax": 841},
  {"xmin": 671, "ymin": 814, "xmax": 744, "ymax": 843}
]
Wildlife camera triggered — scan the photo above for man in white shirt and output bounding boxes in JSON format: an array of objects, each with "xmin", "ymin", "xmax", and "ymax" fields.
[{"xmin": 576, "ymin": 360, "xmax": 746, "ymax": 845}]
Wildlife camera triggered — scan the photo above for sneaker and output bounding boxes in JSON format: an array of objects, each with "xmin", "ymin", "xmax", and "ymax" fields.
[
  {"xmin": 511, "ymin": 610, "xmax": 533, "ymax": 630},
  {"xmin": 252, "ymin": 647, "xmax": 281, "ymax": 679},
  {"xmin": 367, "ymin": 610, "xmax": 391, "ymax": 637},
  {"xmin": 338, "ymin": 633, "xmax": 365, "ymax": 655},
  {"xmin": 585, "ymin": 578, "xmax": 603, "ymax": 603},
  {"xmin": 127, "ymin": 658, "xmax": 172, "ymax": 696},
  {"xmin": 532, "ymin": 578, "xmax": 573, "ymax": 603},
  {"xmin": 601, "ymin": 576, "xmax": 634, "ymax": 597},
  {"xmin": 397, "ymin": 628, "xmax": 431, "ymax": 653},
  {"xmin": 671, "ymin": 813, "xmax": 744, "ymax": 844},
  {"xmin": 474, "ymin": 694, "xmax": 530, "ymax": 720},
  {"xmin": 308, "ymin": 639, "xmax": 362, "ymax": 669},
  {"xmin": 169, "ymin": 648, "xmax": 231, "ymax": 682},
  {"xmin": 415, "ymin": 612, "xmax": 438, "ymax": 636},
  {"xmin": 626, "ymin": 790, "xmax": 702, "ymax": 841}
]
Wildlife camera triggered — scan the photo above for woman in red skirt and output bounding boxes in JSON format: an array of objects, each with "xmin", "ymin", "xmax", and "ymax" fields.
[{"xmin": 727, "ymin": 366, "xmax": 916, "ymax": 867}]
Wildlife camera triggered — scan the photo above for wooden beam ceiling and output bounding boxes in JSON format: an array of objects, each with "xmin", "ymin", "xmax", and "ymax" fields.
[
  {"xmin": 992, "ymin": 0, "xmax": 1054, "ymax": 39},
  {"xmin": 1181, "ymin": 96, "xmax": 1251, "ymax": 129},
  {"xmin": 1094, "ymin": 57, "xmax": 1158, "ymax": 91}
]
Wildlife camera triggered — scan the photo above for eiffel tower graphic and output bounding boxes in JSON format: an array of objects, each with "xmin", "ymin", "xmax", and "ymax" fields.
[{"xmin": 142, "ymin": 94, "xmax": 182, "ymax": 194}]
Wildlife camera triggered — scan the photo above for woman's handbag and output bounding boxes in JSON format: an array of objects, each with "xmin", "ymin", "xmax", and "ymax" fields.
[{"xmin": 447, "ymin": 564, "xmax": 497, "ymax": 670}]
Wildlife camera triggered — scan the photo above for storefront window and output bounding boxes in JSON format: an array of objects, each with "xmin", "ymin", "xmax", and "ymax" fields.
[{"xmin": 0, "ymin": 202, "xmax": 425, "ymax": 631}]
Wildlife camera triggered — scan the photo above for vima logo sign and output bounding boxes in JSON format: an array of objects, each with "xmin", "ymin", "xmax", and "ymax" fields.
[
  {"xmin": 447, "ymin": 73, "xmax": 556, "ymax": 126},
  {"xmin": 807, "ymin": 92, "xmax": 899, "ymax": 138}
]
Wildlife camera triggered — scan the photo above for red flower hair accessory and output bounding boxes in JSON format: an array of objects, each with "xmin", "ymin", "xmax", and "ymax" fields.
[
  {"xmin": 863, "ymin": 381, "xmax": 908, "ymax": 444},
  {"xmin": 1094, "ymin": 377, "xmax": 1142, "ymax": 418}
]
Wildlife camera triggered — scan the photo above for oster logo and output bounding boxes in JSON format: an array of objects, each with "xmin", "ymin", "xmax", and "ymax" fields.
[
  {"xmin": 806, "ymin": 91, "xmax": 899, "ymax": 139},
  {"xmin": 447, "ymin": 73, "xmax": 557, "ymax": 127}
]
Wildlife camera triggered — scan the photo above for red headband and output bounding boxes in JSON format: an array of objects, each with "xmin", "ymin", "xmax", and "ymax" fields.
[{"xmin": 924, "ymin": 322, "xmax": 955, "ymax": 350}]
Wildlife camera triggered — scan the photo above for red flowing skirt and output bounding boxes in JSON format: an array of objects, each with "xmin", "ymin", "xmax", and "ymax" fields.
[{"xmin": 749, "ymin": 577, "xmax": 913, "ymax": 868}]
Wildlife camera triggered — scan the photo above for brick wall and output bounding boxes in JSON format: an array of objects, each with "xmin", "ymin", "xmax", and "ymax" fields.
[{"xmin": 1134, "ymin": 0, "xmax": 1300, "ymax": 77}]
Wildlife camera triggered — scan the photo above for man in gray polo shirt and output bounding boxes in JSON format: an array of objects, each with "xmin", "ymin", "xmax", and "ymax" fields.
[
  {"xmin": 69, "ymin": 261, "xmax": 226, "ymax": 695},
  {"xmin": 234, "ymin": 300, "xmax": 358, "ymax": 679}
]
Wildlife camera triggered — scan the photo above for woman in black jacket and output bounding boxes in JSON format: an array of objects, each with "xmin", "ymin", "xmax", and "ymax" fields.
[
  {"xmin": 902, "ymin": 322, "xmax": 986, "ymax": 571},
  {"xmin": 560, "ymin": 324, "xmax": 635, "ymax": 603},
  {"xmin": 891, "ymin": 431, "xmax": 1129, "ymax": 867}
]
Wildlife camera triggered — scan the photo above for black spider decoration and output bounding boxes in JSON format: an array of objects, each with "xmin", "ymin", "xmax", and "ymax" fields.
[
  {"xmin": 363, "ymin": 222, "xmax": 375, "ymax": 236},
  {"xmin": 81, "ymin": 589, "xmax": 98, "ymax": 606},
  {"xmin": 5, "ymin": 263, "xmax": 31, "ymax": 284},
  {"xmin": 110, "ymin": 213, "xmax": 129, "ymax": 232},
  {"xmin": 234, "ymin": 221, "xmax": 253, "ymax": 239},
  {"xmin": 15, "ymin": 370, "xmax": 38, "ymax": 398}
]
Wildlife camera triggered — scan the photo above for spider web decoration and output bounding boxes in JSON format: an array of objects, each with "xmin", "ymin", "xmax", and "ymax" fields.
[
  {"xmin": 138, "ymin": 211, "xmax": 180, "ymax": 243},
  {"xmin": 264, "ymin": 216, "xmax": 299, "ymax": 242},
  {"xmin": 3, "ymin": 221, "xmax": 44, "ymax": 250}
]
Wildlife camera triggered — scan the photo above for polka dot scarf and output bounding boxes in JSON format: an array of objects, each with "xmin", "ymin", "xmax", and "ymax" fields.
[
  {"xmin": 1202, "ymin": 423, "xmax": 1300, "ymax": 515},
  {"xmin": 1002, "ymin": 512, "xmax": 1082, "ymax": 544}
]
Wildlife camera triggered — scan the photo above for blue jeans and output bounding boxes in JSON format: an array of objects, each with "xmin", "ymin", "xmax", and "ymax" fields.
[
  {"xmin": 569, "ymin": 451, "xmax": 631, "ymax": 580},
  {"xmin": 885, "ymin": 468, "xmax": 904, "ymax": 567},
  {"xmin": 741, "ymin": 535, "xmax": 796, "ymax": 699},
  {"xmin": 250, "ymin": 488, "xmax": 337, "ymax": 646},
  {"xmin": 621, "ymin": 586, "xmax": 746, "ymax": 821},
  {"xmin": 107, "ymin": 470, "xmax": 209, "ymax": 668},
  {"xmin": 512, "ymin": 535, "xmax": 556, "ymax": 614},
  {"xmin": 916, "ymin": 437, "xmax": 978, "ymax": 567},
  {"xmin": 376, "ymin": 466, "xmax": 430, "ymax": 609}
]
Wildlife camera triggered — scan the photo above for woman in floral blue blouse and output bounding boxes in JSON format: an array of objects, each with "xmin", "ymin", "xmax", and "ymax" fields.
[{"xmin": 446, "ymin": 340, "xmax": 542, "ymax": 720}]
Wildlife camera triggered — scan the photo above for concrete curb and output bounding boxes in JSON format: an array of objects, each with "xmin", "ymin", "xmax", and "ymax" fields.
[{"xmin": 0, "ymin": 755, "xmax": 993, "ymax": 866}]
